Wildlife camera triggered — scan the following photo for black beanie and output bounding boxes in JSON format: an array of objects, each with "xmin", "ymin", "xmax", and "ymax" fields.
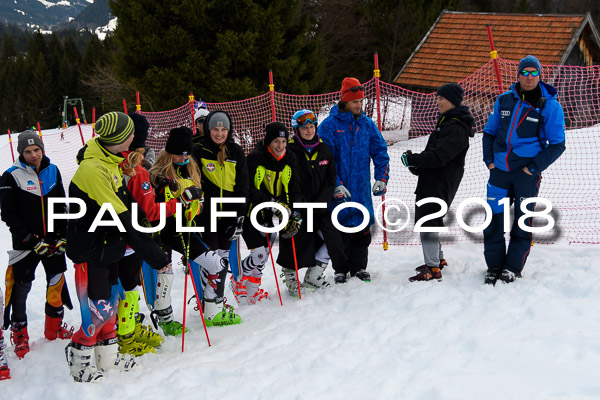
[
  {"xmin": 437, "ymin": 83, "xmax": 464, "ymax": 107},
  {"xmin": 165, "ymin": 126, "xmax": 193, "ymax": 155},
  {"xmin": 128, "ymin": 112, "xmax": 150, "ymax": 150},
  {"xmin": 96, "ymin": 111, "xmax": 134, "ymax": 145},
  {"xmin": 264, "ymin": 122, "xmax": 289, "ymax": 146}
]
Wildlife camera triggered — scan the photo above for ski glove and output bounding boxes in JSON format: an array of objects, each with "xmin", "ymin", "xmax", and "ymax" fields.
[
  {"xmin": 50, "ymin": 238, "xmax": 67, "ymax": 256},
  {"xmin": 33, "ymin": 238, "xmax": 53, "ymax": 256},
  {"xmin": 154, "ymin": 176, "xmax": 179, "ymax": 194},
  {"xmin": 333, "ymin": 185, "xmax": 351, "ymax": 201},
  {"xmin": 401, "ymin": 150, "xmax": 413, "ymax": 167},
  {"xmin": 372, "ymin": 180, "xmax": 387, "ymax": 196},
  {"xmin": 272, "ymin": 201, "xmax": 292, "ymax": 221},
  {"xmin": 226, "ymin": 216, "xmax": 245, "ymax": 241},
  {"xmin": 180, "ymin": 186, "xmax": 204, "ymax": 206},
  {"xmin": 281, "ymin": 211, "xmax": 302, "ymax": 239}
]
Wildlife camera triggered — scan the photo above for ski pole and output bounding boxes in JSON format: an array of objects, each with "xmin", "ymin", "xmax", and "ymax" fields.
[
  {"xmin": 266, "ymin": 233, "xmax": 283, "ymax": 306},
  {"xmin": 291, "ymin": 237, "xmax": 302, "ymax": 299}
]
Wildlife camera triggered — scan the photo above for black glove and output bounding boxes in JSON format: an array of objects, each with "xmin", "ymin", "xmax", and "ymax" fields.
[
  {"xmin": 225, "ymin": 216, "xmax": 245, "ymax": 241},
  {"xmin": 50, "ymin": 238, "xmax": 67, "ymax": 256},
  {"xmin": 281, "ymin": 211, "xmax": 302, "ymax": 239},
  {"xmin": 179, "ymin": 186, "xmax": 204, "ymax": 206},
  {"xmin": 32, "ymin": 237, "xmax": 52, "ymax": 256},
  {"xmin": 408, "ymin": 166, "xmax": 419, "ymax": 176},
  {"xmin": 155, "ymin": 176, "xmax": 179, "ymax": 194},
  {"xmin": 401, "ymin": 150, "xmax": 414, "ymax": 167}
]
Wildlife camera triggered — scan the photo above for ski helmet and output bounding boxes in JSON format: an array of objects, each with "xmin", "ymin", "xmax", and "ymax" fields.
[{"xmin": 291, "ymin": 109, "xmax": 317, "ymax": 129}]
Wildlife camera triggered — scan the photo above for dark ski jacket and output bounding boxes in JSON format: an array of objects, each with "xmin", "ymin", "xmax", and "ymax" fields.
[
  {"xmin": 407, "ymin": 105, "xmax": 474, "ymax": 226},
  {"xmin": 67, "ymin": 138, "xmax": 170, "ymax": 269},
  {"xmin": 0, "ymin": 155, "xmax": 67, "ymax": 250},
  {"xmin": 242, "ymin": 140, "xmax": 303, "ymax": 249},
  {"xmin": 319, "ymin": 104, "xmax": 390, "ymax": 227},
  {"xmin": 192, "ymin": 132, "xmax": 249, "ymax": 228},
  {"xmin": 483, "ymin": 81, "xmax": 566, "ymax": 173}
]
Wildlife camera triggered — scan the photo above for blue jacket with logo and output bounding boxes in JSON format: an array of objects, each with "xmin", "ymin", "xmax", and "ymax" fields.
[
  {"xmin": 483, "ymin": 81, "xmax": 565, "ymax": 173},
  {"xmin": 319, "ymin": 104, "xmax": 390, "ymax": 227}
]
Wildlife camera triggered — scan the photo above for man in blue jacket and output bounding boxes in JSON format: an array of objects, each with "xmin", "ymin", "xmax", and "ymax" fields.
[
  {"xmin": 319, "ymin": 77, "xmax": 390, "ymax": 283},
  {"xmin": 482, "ymin": 55, "xmax": 565, "ymax": 285}
]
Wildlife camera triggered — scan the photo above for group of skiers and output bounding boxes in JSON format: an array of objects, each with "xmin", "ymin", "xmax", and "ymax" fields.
[{"xmin": 0, "ymin": 55, "xmax": 565, "ymax": 383}]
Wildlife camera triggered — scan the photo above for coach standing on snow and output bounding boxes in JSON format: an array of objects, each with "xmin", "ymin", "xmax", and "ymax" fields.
[
  {"xmin": 319, "ymin": 77, "xmax": 390, "ymax": 284},
  {"xmin": 482, "ymin": 55, "xmax": 565, "ymax": 285}
]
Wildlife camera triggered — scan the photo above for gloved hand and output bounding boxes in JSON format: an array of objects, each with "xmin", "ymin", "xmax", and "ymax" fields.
[
  {"xmin": 179, "ymin": 186, "xmax": 204, "ymax": 206},
  {"xmin": 225, "ymin": 216, "xmax": 245, "ymax": 241},
  {"xmin": 33, "ymin": 238, "xmax": 53, "ymax": 256},
  {"xmin": 372, "ymin": 180, "xmax": 387, "ymax": 196},
  {"xmin": 333, "ymin": 185, "xmax": 351, "ymax": 201},
  {"xmin": 281, "ymin": 211, "xmax": 302, "ymax": 239},
  {"xmin": 50, "ymin": 238, "xmax": 67, "ymax": 256},
  {"xmin": 154, "ymin": 176, "xmax": 179, "ymax": 194},
  {"xmin": 271, "ymin": 201, "xmax": 292, "ymax": 221},
  {"xmin": 401, "ymin": 150, "xmax": 413, "ymax": 167}
]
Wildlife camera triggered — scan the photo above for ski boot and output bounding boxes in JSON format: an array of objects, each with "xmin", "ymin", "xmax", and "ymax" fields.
[
  {"xmin": 44, "ymin": 315, "xmax": 74, "ymax": 340},
  {"xmin": 243, "ymin": 276, "xmax": 269, "ymax": 305},
  {"xmin": 10, "ymin": 322, "xmax": 30, "ymax": 359},
  {"xmin": 203, "ymin": 300, "xmax": 242, "ymax": 327},
  {"xmin": 135, "ymin": 313, "xmax": 163, "ymax": 348},
  {"xmin": 303, "ymin": 262, "xmax": 330, "ymax": 290},
  {"xmin": 281, "ymin": 268, "xmax": 301, "ymax": 296},
  {"xmin": 230, "ymin": 275, "xmax": 248, "ymax": 304},
  {"xmin": 0, "ymin": 333, "xmax": 10, "ymax": 380},
  {"xmin": 95, "ymin": 337, "xmax": 139, "ymax": 373},
  {"xmin": 65, "ymin": 342, "xmax": 104, "ymax": 383}
]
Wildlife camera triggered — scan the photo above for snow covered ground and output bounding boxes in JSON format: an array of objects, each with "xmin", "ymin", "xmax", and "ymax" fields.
[{"xmin": 1, "ymin": 221, "xmax": 599, "ymax": 399}]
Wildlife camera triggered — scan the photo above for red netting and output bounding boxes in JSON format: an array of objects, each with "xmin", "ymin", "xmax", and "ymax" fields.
[{"xmin": 3, "ymin": 57, "xmax": 598, "ymax": 245}]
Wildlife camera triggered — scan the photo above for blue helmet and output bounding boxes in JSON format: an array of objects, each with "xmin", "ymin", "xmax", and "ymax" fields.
[{"xmin": 291, "ymin": 109, "xmax": 317, "ymax": 129}]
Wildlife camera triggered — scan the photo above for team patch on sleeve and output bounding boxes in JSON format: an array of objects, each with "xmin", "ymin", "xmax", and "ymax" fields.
[{"xmin": 142, "ymin": 181, "xmax": 150, "ymax": 191}]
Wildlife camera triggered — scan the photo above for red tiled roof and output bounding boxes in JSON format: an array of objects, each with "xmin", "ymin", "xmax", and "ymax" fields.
[{"xmin": 395, "ymin": 12, "xmax": 586, "ymax": 90}]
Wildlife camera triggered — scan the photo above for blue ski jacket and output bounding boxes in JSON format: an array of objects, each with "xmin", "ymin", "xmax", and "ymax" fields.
[
  {"xmin": 319, "ymin": 104, "xmax": 389, "ymax": 227},
  {"xmin": 483, "ymin": 81, "xmax": 565, "ymax": 173}
]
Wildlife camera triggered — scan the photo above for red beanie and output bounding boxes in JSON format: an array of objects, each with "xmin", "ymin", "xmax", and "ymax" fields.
[{"xmin": 340, "ymin": 77, "xmax": 364, "ymax": 102}]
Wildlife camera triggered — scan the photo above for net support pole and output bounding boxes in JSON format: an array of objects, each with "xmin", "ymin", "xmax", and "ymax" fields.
[
  {"xmin": 486, "ymin": 25, "xmax": 504, "ymax": 94},
  {"xmin": 7, "ymin": 129, "xmax": 15, "ymax": 163},
  {"xmin": 189, "ymin": 92, "xmax": 197, "ymax": 132},
  {"xmin": 374, "ymin": 53, "xmax": 388, "ymax": 251},
  {"xmin": 36, "ymin": 122, "xmax": 44, "ymax": 144},
  {"xmin": 269, "ymin": 70, "xmax": 276, "ymax": 122},
  {"xmin": 136, "ymin": 91, "xmax": 141, "ymax": 113},
  {"xmin": 73, "ymin": 107, "xmax": 85, "ymax": 146},
  {"xmin": 92, "ymin": 107, "xmax": 96, "ymax": 137}
]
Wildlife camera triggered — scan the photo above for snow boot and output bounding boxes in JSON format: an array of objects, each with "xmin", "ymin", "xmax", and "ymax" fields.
[
  {"xmin": 334, "ymin": 272, "xmax": 347, "ymax": 284},
  {"xmin": 203, "ymin": 300, "xmax": 242, "ymax": 327},
  {"xmin": 0, "ymin": 333, "xmax": 10, "ymax": 380},
  {"xmin": 497, "ymin": 269, "xmax": 521, "ymax": 284},
  {"xmin": 484, "ymin": 269, "xmax": 500, "ymax": 285},
  {"xmin": 281, "ymin": 268, "xmax": 301, "ymax": 297},
  {"xmin": 230, "ymin": 275, "xmax": 248, "ymax": 304},
  {"xmin": 353, "ymin": 269, "xmax": 371, "ymax": 282},
  {"xmin": 409, "ymin": 266, "xmax": 442, "ymax": 282},
  {"xmin": 303, "ymin": 262, "xmax": 330, "ymax": 290},
  {"xmin": 243, "ymin": 276, "xmax": 269, "ymax": 305},
  {"xmin": 135, "ymin": 313, "xmax": 163, "ymax": 348},
  {"xmin": 95, "ymin": 337, "xmax": 139, "ymax": 373},
  {"xmin": 44, "ymin": 315, "xmax": 74, "ymax": 340},
  {"xmin": 415, "ymin": 259, "xmax": 447, "ymax": 272},
  {"xmin": 10, "ymin": 322, "xmax": 30, "ymax": 359},
  {"xmin": 65, "ymin": 342, "xmax": 104, "ymax": 383}
]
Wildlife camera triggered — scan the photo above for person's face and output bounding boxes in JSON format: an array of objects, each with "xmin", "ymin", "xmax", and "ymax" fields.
[
  {"xmin": 298, "ymin": 123, "xmax": 316, "ymax": 141},
  {"xmin": 172, "ymin": 154, "xmax": 189, "ymax": 164},
  {"xmin": 196, "ymin": 118, "xmax": 205, "ymax": 135},
  {"xmin": 519, "ymin": 67, "xmax": 540, "ymax": 92},
  {"xmin": 210, "ymin": 126, "xmax": 228, "ymax": 145},
  {"xmin": 346, "ymin": 98, "xmax": 364, "ymax": 116},
  {"xmin": 22, "ymin": 145, "xmax": 43, "ymax": 169},
  {"xmin": 437, "ymin": 95, "xmax": 456, "ymax": 115},
  {"xmin": 269, "ymin": 137, "xmax": 287, "ymax": 157}
]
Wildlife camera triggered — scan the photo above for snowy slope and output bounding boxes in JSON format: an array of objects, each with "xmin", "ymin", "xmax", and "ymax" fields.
[{"xmin": 1, "ymin": 129, "xmax": 599, "ymax": 398}]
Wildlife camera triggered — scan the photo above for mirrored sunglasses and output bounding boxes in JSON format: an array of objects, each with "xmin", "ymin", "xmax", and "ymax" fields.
[
  {"xmin": 342, "ymin": 85, "xmax": 365, "ymax": 94},
  {"xmin": 296, "ymin": 112, "xmax": 317, "ymax": 128},
  {"xmin": 520, "ymin": 70, "xmax": 540, "ymax": 77}
]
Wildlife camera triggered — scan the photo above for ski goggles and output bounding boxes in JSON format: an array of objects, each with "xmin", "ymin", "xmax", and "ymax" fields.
[
  {"xmin": 342, "ymin": 85, "xmax": 365, "ymax": 95},
  {"xmin": 295, "ymin": 112, "xmax": 317, "ymax": 128},
  {"xmin": 520, "ymin": 70, "xmax": 540, "ymax": 77},
  {"xmin": 195, "ymin": 117, "xmax": 206, "ymax": 125}
]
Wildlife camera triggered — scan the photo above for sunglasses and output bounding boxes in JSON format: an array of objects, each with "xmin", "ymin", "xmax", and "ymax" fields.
[
  {"xmin": 520, "ymin": 70, "xmax": 540, "ymax": 77},
  {"xmin": 195, "ymin": 117, "xmax": 206, "ymax": 125},
  {"xmin": 296, "ymin": 112, "xmax": 317, "ymax": 128},
  {"xmin": 342, "ymin": 85, "xmax": 365, "ymax": 95}
]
